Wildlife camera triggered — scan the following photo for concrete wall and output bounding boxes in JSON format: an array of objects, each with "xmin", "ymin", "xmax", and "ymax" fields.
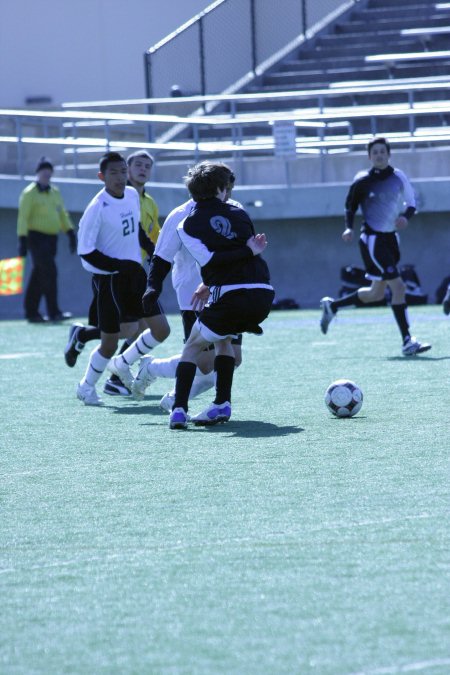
[
  {"xmin": 0, "ymin": 0, "xmax": 210, "ymax": 108},
  {"xmin": 1, "ymin": 176, "xmax": 449, "ymax": 320}
]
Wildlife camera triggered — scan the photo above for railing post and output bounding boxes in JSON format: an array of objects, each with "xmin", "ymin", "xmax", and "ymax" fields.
[
  {"xmin": 15, "ymin": 117, "xmax": 24, "ymax": 178},
  {"xmin": 199, "ymin": 17, "xmax": 206, "ymax": 112},
  {"xmin": 250, "ymin": 0, "xmax": 257, "ymax": 74},
  {"xmin": 143, "ymin": 51, "xmax": 154, "ymax": 143},
  {"xmin": 301, "ymin": 0, "xmax": 307, "ymax": 36}
]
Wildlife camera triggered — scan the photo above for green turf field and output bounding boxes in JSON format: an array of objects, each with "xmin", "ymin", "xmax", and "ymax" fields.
[{"xmin": 1, "ymin": 306, "xmax": 449, "ymax": 674}]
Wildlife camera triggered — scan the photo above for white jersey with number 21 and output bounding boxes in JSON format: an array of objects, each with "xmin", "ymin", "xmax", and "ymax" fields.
[{"xmin": 77, "ymin": 186, "xmax": 141, "ymax": 275}]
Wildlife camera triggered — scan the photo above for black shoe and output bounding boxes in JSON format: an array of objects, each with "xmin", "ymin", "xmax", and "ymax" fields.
[
  {"xmin": 103, "ymin": 378, "xmax": 132, "ymax": 396},
  {"xmin": 443, "ymin": 286, "xmax": 450, "ymax": 315},
  {"xmin": 50, "ymin": 311, "xmax": 73, "ymax": 322},
  {"xmin": 64, "ymin": 323, "xmax": 85, "ymax": 367},
  {"xmin": 27, "ymin": 314, "xmax": 48, "ymax": 323}
]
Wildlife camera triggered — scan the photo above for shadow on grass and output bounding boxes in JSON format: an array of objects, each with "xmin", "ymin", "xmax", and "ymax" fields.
[
  {"xmin": 198, "ymin": 420, "xmax": 305, "ymax": 438},
  {"xmin": 108, "ymin": 398, "xmax": 164, "ymax": 416},
  {"xmin": 386, "ymin": 355, "xmax": 450, "ymax": 362}
]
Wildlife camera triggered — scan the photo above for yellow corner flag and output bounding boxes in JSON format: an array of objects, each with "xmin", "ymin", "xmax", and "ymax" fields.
[{"xmin": 0, "ymin": 257, "xmax": 25, "ymax": 295}]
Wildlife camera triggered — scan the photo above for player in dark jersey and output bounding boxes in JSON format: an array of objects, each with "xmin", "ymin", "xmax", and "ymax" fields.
[
  {"xmin": 167, "ymin": 162, "xmax": 274, "ymax": 429},
  {"xmin": 320, "ymin": 137, "xmax": 431, "ymax": 357}
]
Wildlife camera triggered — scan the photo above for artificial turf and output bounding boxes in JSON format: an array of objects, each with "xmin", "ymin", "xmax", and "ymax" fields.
[{"xmin": 1, "ymin": 306, "xmax": 449, "ymax": 674}]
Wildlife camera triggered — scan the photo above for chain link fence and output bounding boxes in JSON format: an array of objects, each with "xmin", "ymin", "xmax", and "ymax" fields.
[{"xmin": 145, "ymin": 0, "xmax": 360, "ymax": 115}]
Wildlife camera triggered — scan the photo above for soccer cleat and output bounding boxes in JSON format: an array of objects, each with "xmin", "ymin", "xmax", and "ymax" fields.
[
  {"xmin": 132, "ymin": 356, "xmax": 157, "ymax": 400},
  {"xmin": 443, "ymin": 286, "xmax": 450, "ymax": 315},
  {"xmin": 103, "ymin": 378, "xmax": 131, "ymax": 396},
  {"xmin": 27, "ymin": 313, "xmax": 48, "ymax": 323},
  {"xmin": 160, "ymin": 391, "xmax": 175, "ymax": 413},
  {"xmin": 320, "ymin": 297, "xmax": 336, "ymax": 334},
  {"xmin": 76, "ymin": 382, "xmax": 103, "ymax": 406},
  {"xmin": 169, "ymin": 407, "xmax": 189, "ymax": 430},
  {"xmin": 191, "ymin": 401, "xmax": 231, "ymax": 426},
  {"xmin": 50, "ymin": 311, "xmax": 73, "ymax": 322},
  {"xmin": 402, "ymin": 336, "xmax": 432, "ymax": 356},
  {"xmin": 64, "ymin": 323, "xmax": 85, "ymax": 367},
  {"xmin": 107, "ymin": 355, "xmax": 134, "ymax": 389}
]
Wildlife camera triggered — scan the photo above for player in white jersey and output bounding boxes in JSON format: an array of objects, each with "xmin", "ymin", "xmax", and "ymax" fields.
[
  {"xmin": 132, "ymin": 163, "xmax": 243, "ymax": 408},
  {"xmin": 76, "ymin": 151, "xmax": 155, "ymax": 406}
]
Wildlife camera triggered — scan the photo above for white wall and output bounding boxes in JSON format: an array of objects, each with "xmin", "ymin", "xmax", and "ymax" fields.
[{"xmin": 0, "ymin": 0, "xmax": 211, "ymax": 107}]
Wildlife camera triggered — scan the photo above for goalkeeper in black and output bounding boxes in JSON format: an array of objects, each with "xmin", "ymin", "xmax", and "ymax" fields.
[{"xmin": 320, "ymin": 136, "xmax": 431, "ymax": 357}]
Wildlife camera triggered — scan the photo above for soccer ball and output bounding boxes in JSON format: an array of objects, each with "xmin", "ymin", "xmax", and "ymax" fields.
[{"xmin": 325, "ymin": 379, "xmax": 363, "ymax": 418}]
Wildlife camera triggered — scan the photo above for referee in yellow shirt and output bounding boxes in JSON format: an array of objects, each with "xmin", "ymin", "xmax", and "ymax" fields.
[{"xmin": 17, "ymin": 157, "xmax": 76, "ymax": 322}]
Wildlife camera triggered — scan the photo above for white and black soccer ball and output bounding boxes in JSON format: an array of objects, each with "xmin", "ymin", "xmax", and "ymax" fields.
[{"xmin": 324, "ymin": 379, "xmax": 363, "ymax": 418}]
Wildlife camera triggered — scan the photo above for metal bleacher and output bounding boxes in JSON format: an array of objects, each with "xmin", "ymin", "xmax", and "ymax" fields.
[{"xmin": 1, "ymin": 0, "xmax": 449, "ymax": 185}]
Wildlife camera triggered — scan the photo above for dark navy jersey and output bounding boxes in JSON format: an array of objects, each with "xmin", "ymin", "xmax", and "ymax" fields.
[
  {"xmin": 345, "ymin": 165, "xmax": 416, "ymax": 233},
  {"xmin": 177, "ymin": 197, "xmax": 271, "ymax": 287}
]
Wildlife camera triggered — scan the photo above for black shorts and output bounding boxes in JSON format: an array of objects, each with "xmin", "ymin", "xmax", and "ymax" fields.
[
  {"xmin": 359, "ymin": 230, "xmax": 400, "ymax": 281},
  {"xmin": 198, "ymin": 288, "xmax": 274, "ymax": 341},
  {"xmin": 90, "ymin": 269, "xmax": 164, "ymax": 334},
  {"xmin": 181, "ymin": 309, "xmax": 243, "ymax": 346}
]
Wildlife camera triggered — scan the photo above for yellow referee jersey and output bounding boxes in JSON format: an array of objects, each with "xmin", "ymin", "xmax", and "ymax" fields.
[
  {"xmin": 140, "ymin": 190, "xmax": 160, "ymax": 259},
  {"xmin": 17, "ymin": 183, "xmax": 74, "ymax": 236}
]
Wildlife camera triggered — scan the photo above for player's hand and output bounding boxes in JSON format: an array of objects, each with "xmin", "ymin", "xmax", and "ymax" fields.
[
  {"xmin": 395, "ymin": 216, "xmax": 408, "ymax": 230},
  {"xmin": 142, "ymin": 286, "xmax": 160, "ymax": 313},
  {"xmin": 247, "ymin": 233, "xmax": 267, "ymax": 255},
  {"xmin": 342, "ymin": 228, "xmax": 353, "ymax": 243},
  {"xmin": 191, "ymin": 283, "xmax": 209, "ymax": 311}
]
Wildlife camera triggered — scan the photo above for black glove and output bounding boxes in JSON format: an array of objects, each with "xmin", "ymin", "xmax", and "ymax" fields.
[
  {"xmin": 67, "ymin": 230, "xmax": 77, "ymax": 254},
  {"xmin": 18, "ymin": 236, "xmax": 28, "ymax": 257},
  {"xmin": 142, "ymin": 286, "xmax": 160, "ymax": 314}
]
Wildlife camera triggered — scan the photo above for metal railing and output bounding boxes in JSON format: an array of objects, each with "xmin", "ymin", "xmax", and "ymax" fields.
[{"xmin": 2, "ymin": 79, "xmax": 450, "ymax": 182}]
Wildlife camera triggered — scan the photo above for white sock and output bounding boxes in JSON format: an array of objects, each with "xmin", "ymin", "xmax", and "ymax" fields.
[
  {"xmin": 190, "ymin": 371, "xmax": 215, "ymax": 399},
  {"xmin": 121, "ymin": 329, "xmax": 160, "ymax": 365},
  {"xmin": 148, "ymin": 354, "xmax": 181, "ymax": 379},
  {"xmin": 81, "ymin": 346, "xmax": 110, "ymax": 387}
]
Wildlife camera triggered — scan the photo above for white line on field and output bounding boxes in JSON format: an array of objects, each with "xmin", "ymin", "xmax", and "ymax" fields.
[{"xmin": 347, "ymin": 656, "xmax": 450, "ymax": 674}]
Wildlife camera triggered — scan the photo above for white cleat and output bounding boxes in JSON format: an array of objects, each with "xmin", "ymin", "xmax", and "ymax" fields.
[
  {"xmin": 402, "ymin": 337, "xmax": 432, "ymax": 356},
  {"xmin": 191, "ymin": 401, "xmax": 231, "ymax": 426},
  {"xmin": 320, "ymin": 296, "xmax": 336, "ymax": 335},
  {"xmin": 77, "ymin": 382, "xmax": 103, "ymax": 406},
  {"xmin": 132, "ymin": 356, "xmax": 157, "ymax": 400},
  {"xmin": 159, "ymin": 391, "xmax": 175, "ymax": 413},
  {"xmin": 108, "ymin": 356, "xmax": 134, "ymax": 389}
]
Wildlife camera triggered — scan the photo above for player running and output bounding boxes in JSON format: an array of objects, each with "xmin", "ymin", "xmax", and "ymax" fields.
[{"xmin": 320, "ymin": 137, "xmax": 431, "ymax": 357}]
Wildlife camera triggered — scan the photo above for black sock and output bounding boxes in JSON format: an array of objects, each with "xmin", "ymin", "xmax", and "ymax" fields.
[
  {"xmin": 391, "ymin": 303, "xmax": 410, "ymax": 341},
  {"xmin": 119, "ymin": 339, "xmax": 131, "ymax": 354},
  {"xmin": 173, "ymin": 361, "xmax": 197, "ymax": 411},
  {"xmin": 214, "ymin": 355, "xmax": 235, "ymax": 405},
  {"xmin": 331, "ymin": 291, "xmax": 365, "ymax": 313},
  {"xmin": 78, "ymin": 326, "xmax": 101, "ymax": 344}
]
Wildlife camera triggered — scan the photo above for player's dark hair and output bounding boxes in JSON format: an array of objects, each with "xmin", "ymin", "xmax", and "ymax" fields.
[
  {"xmin": 99, "ymin": 151, "xmax": 126, "ymax": 174},
  {"xmin": 367, "ymin": 137, "xmax": 390, "ymax": 155},
  {"xmin": 127, "ymin": 150, "xmax": 154, "ymax": 166},
  {"xmin": 184, "ymin": 161, "xmax": 235, "ymax": 201}
]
